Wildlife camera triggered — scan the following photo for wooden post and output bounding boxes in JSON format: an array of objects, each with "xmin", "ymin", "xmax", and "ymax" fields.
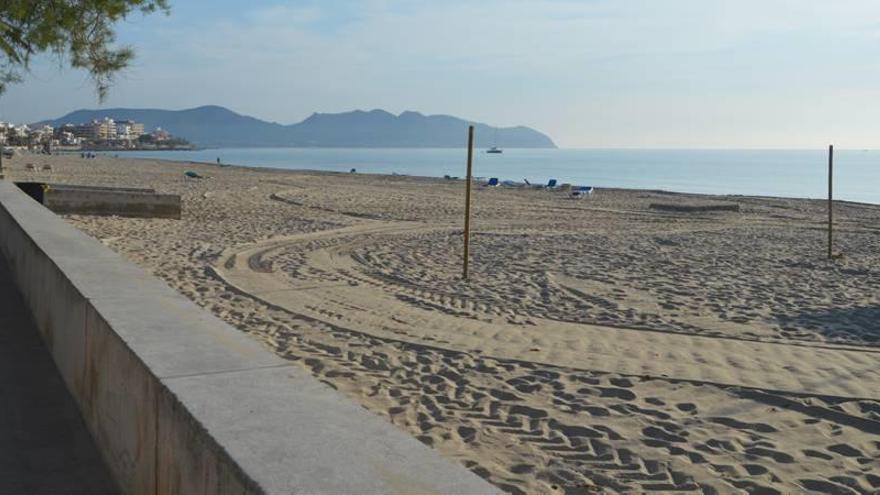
[
  {"xmin": 463, "ymin": 125, "xmax": 474, "ymax": 279},
  {"xmin": 827, "ymin": 144, "xmax": 833, "ymax": 259}
]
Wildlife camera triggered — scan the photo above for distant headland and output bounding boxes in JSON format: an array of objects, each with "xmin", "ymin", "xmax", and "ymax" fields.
[{"xmin": 35, "ymin": 106, "xmax": 557, "ymax": 149}]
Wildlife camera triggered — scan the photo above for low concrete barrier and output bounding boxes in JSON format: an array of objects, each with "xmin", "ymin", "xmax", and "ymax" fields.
[
  {"xmin": 15, "ymin": 182, "xmax": 181, "ymax": 219},
  {"xmin": 0, "ymin": 181, "xmax": 497, "ymax": 495}
]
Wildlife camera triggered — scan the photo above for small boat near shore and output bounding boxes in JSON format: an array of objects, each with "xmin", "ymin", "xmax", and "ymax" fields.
[{"xmin": 486, "ymin": 146, "xmax": 503, "ymax": 154}]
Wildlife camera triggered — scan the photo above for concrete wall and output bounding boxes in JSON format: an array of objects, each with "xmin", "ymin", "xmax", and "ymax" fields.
[
  {"xmin": 0, "ymin": 181, "xmax": 498, "ymax": 495},
  {"xmin": 44, "ymin": 185, "xmax": 181, "ymax": 219},
  {"xmin": 14, "ymin": 182, "xmax": 180, "ymax": 219}
]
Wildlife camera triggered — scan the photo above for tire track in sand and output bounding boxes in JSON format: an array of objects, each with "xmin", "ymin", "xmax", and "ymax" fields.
[{"xmin": 213, "ymin": 221, "xmax": 880, "ymax": 400}]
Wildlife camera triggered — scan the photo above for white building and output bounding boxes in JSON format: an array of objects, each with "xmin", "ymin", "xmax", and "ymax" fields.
[
  {"xmin": 115, "ymin": 120, "xmax": 145, "ymax": 140},
  {"xmin": 57, "ymin": 131, "xmax": 80, "ymax": 146},
  {"xmin": 101, "ymin": 118, "xmax": 117, "ymax": 140},
  {"xmin": 14, "ymin": 125, "xmax": 30, "ymax": 139},
  {"xmin": 116, "ymin": 121, "xmax": 131, "ymax": 139}
]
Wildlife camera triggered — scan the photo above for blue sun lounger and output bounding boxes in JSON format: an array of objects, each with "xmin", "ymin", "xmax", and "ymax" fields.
[
  {"xmin": 546, "ymin": 179, "xmax": 558, "ymax": 189},
  {"xmin": 486, "ymin": 177, "xmax": 500, "ymax": 187},
  {"xmin": 571, "ymin": 186, "xmax": 594, "ymax": 199}
]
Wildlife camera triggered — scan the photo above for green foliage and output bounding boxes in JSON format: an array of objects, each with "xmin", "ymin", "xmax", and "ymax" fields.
[{"xmin": 0, "ymin": 0, "xmax": 170, "ymax": 99}]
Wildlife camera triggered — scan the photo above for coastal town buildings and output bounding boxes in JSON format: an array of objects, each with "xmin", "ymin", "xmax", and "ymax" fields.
[
  {"xmin": 0, "ymin": 122, "xmax": 52, "ymax": 146},
  {"xmin": 116, "ymin": 120, "xmax": 145, "ymax": 140},
  {"xmin": 152, "ymin": 127, "xmax": 171, "ymax": 142},
  {"xmin": 70, "ymin": 118, "xmax": 118, "ymax": 141},
  {"xmin": 0, "ymin": 117, "xmax": 188, "ymax": 150},
  {"xmin": 0, "ymin": 122, "xmax": 11, "ymax": 144}
]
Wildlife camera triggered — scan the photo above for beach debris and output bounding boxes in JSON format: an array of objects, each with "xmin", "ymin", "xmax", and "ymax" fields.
[
  {"xmin": 25, "ymin": 163, "xmax": 35, "ymax": 170},
  {"xmin": 184, "ymin": 170, "xmax": 205, "ymax": 179},
  {"xmin": 42, "ymin": 164, "xmax": 52, "ymax": 171}
]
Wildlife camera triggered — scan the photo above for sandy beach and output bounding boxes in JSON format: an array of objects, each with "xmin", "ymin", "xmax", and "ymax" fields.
[{"xmin": 5, "ymin": 153, "xmax": 880, "ymax": 494}]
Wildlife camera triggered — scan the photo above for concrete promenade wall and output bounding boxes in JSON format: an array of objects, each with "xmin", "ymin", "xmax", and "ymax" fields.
[{"xmin": 0, "ymin": 181, "xmax": 498, "ymax": 495}]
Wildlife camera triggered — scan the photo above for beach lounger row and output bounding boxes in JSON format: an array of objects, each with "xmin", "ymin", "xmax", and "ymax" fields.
[
  {"xmin": 481, "ymin": 178, "xmax": 594, "ymax": 198},
  {"xmin": 485, "ymin": 178, "xmax": 560, "ymax": 188}
]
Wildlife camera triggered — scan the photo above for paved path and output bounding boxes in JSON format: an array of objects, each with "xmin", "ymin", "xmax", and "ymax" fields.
[{"xmin": 0, "ymin": 253, "xmax": 118, "ymax": 494}]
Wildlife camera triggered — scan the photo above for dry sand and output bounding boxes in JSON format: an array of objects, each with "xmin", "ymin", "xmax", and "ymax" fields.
[{"xmin": 6, "ymin": 153, "xmax": 880, "ymax": 494}]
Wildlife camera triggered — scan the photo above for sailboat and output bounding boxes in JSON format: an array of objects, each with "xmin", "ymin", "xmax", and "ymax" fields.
[{"xmin": 486, "ymin": 129, "xmax": 503, "ymax": 153}]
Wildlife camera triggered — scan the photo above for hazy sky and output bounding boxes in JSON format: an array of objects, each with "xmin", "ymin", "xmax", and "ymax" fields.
[{"xmin": 4, "ymin": 0, "xmax": 880, "ymax": 148}]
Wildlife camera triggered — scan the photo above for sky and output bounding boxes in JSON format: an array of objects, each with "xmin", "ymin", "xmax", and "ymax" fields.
[{"xmin": 4, "ymin": 0, "xmax": 880, "ymax": 148}]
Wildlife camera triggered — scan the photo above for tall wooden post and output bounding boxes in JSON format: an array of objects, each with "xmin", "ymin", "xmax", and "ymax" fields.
[
  {"xmin": 0, "ymin": 131, "xmax": 4, "ymax": 180},
  {"xmin": 827, "ymin": 144, "xmax": 833, "ymax": 259},
  {"xmin": 463, "ymin": 125, "xmax": 474, "ymax": 279}
]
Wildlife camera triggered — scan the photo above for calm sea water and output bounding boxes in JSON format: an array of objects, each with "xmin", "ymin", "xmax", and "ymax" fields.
[{"xmin": 116, "ymin": 148, "xmax": 880, "ymax": 204}]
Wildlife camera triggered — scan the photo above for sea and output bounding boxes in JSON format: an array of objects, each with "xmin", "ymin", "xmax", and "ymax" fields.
[{"xmin": 115, "ymin": 148, "xmax": 880, "ymax": 205}]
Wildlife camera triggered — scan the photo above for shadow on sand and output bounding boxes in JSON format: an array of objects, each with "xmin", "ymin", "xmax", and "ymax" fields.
[{"xmin": 775, "ymin": 305, "xmax": 880, "ymax": 345}]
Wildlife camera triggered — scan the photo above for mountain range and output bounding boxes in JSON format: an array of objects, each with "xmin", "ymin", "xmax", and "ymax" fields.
[{"xmin": 36, "ymin": 105, "xmax": 556, "ymax": 148}]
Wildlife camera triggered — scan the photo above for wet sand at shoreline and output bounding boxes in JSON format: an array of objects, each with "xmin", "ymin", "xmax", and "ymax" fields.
[{"xmin": 6, "ymin": 153, "xmax": 880, "ymax": 494}]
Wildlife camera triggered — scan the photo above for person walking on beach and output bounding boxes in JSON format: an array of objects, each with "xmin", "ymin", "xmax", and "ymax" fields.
[{"xmin": 217, "ymin": 157, "xmax": 221, "ymax": 165}]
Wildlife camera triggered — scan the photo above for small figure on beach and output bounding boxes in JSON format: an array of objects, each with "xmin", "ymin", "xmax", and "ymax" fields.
[
  {"xmin": 217, "ymin": 157, "xmax": 221, "ymax": 165},
  {"xmin": 350, "ymin": 168, "xmax": 356, "ymax": 173}
]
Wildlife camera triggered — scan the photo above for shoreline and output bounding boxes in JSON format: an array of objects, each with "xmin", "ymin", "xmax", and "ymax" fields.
[
  {"xmin": 86, "ymin": 153, "xmax": 880, "ymax": 208},
  {"xmin": 93, "ymin": 148, "xmax": 880, "ymax": 205}
]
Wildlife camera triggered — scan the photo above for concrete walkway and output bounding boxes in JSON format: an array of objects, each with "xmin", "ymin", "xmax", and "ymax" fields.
[{"xmin": 0, "ymin": 253, "xmax": 118, "ymax": 494}]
